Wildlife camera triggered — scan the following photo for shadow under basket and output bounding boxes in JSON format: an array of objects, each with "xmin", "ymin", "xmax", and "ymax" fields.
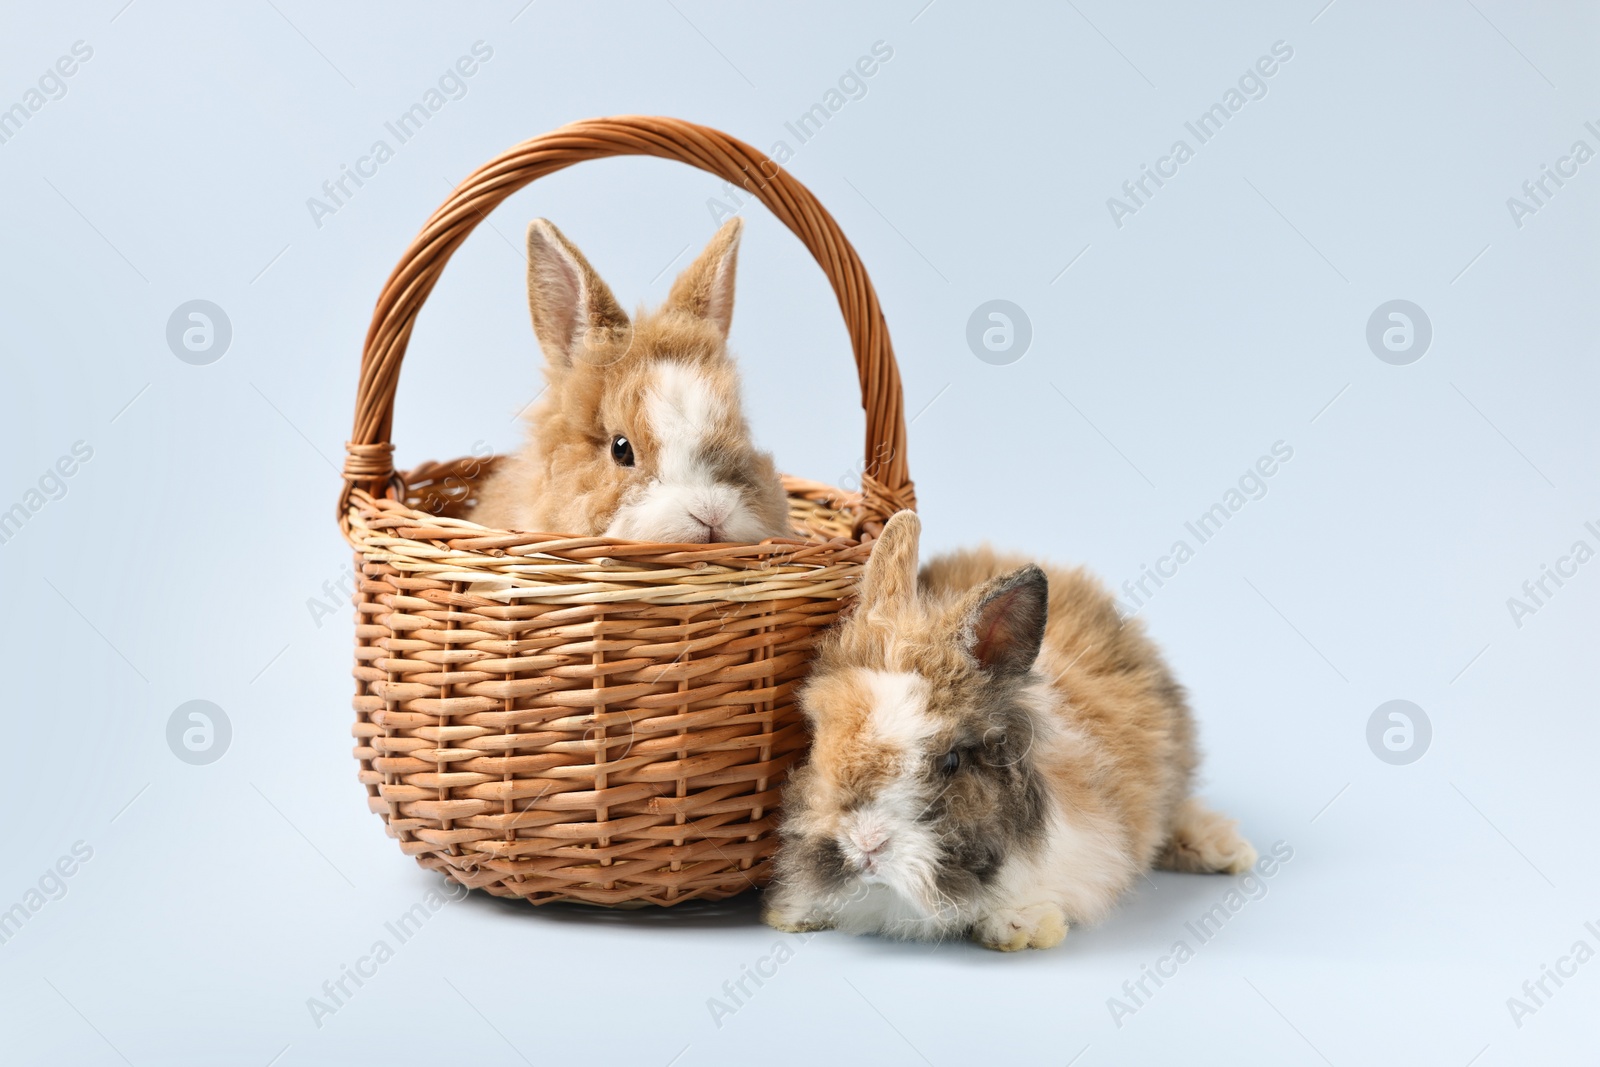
[{"xmin": 339, "ymin": 116, "xmax": 916, "ymax": 906}]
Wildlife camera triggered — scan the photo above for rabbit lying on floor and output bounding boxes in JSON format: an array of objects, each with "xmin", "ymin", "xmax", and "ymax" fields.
[{"xmin": 763, "ymin": 511, "xmax": 1256, "ymax": 950}]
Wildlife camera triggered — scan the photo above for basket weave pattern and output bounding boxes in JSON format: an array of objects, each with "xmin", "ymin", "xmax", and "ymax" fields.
[{"xmin": 339, "ymin": 116, "xmax": 914, "ymax": 905}]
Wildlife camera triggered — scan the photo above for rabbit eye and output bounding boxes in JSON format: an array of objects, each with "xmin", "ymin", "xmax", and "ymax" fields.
[
  {"xmin": 609, "ymin": 435, "xmax": 635, "ymax": 467},
  {"xmin": 940, "ymin": 749, "xmax": 961, "ymax": 775}
]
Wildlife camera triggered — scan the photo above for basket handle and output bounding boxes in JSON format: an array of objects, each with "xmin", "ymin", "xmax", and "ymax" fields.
[{"xmin": 340, "ymin": 114, "xmax": 915, "ymax": 533}]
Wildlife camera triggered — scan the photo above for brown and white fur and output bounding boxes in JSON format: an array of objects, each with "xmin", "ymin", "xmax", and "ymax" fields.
[
  {"xmin": 763, "ymin": 511, "xmax": 1255, "ymax": 951},
  {"xmin": 469, "ymin": 218, "xmax": 791, "ymax": 543}
]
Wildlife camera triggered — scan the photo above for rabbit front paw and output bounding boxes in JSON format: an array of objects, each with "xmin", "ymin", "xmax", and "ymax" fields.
[
  {"xmin": 973, "ymin": 903, "xmax": 1068, "ymax": 951},
  {"xmin": 761, "ymin": 892, "xmax": 836, "ymax": 934},
  {"xmin": 763, "ymin": 911, "xmax": 835, "ymax": 934}
]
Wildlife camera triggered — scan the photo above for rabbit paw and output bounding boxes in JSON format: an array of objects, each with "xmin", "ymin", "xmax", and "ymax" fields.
[
  {"xmin": 973, "ymin": 903, "xmax": 1068, "ymax": 952},
  {"xmin": 761, "ymin": 900, "xmax": 835, "ymax": 934},
  {"xmin": 1157, "ymin": 798, "xmax": 1258, "ymax": 875}
]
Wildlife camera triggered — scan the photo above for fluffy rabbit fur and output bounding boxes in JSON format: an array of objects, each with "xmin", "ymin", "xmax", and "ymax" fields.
[
  {"xmin": 469, "ymin": 218, "xmax": 792, "ymax": 543},
  {"xmin": 763, "ymin": 511, "xmax": 1255, "ymax": 950}
]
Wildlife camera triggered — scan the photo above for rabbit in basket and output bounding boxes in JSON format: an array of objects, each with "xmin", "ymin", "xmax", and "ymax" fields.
[
  {"xmin": 763, "ymin": 511, "xmax": 1257, "ymax": 950},
  {"xmin": 471, "ymin": 217, "xmax": 791, "ymax": 544}
]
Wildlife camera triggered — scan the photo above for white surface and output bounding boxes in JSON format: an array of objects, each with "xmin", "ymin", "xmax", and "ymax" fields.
[{"xmin": 0, "ymin": 2, "xmax": 1596, "ymax": 1064}]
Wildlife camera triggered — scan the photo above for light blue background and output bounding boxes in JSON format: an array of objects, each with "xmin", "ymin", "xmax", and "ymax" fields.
[{"xmin": 1, "ymin": 2, "xmax": 1596, "ymax": 1064}]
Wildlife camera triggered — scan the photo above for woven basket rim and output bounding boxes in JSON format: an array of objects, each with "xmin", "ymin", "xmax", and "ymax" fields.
[
  {"xmin": 347, "ymin": 466, "xmax": 877, "ymax": 607},
  {"xmin": 357, "ymin": 460, "xmax": 879, "ymax": 554}
]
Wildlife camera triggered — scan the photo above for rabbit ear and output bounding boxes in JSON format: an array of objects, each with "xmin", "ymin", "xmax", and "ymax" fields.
[
  {"xmin": 959, "ymin": 566, "xmax": 1049, "ymax": 674},
  {"xmin": 858, "ymin": 510, "xmax": 921, "ymax": 610},
  {"xmin": 665, "ymin": 218, "xmax": 743, "ymax": 338},
  {"xmin": 525, "ymin": 219, "xmax": 629, "ymax": 367}
]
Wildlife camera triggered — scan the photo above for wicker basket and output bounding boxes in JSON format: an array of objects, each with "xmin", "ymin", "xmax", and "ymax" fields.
[{"xmin": 338, "ymin": 116, "xmax": 915, "ymax": 906}]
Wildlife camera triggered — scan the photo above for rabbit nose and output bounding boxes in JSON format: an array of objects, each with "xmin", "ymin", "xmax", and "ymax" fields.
[
  {"xmin": 689, "ymin": 502, "xmax": 731, "ymax": 541},
  {"xmin": 849, "ymin": 828, "xmax": 888, "ymax": 858},
  {"xmin": 690, "ymin": 501, "xmax": 729, "ymax": 528}
]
